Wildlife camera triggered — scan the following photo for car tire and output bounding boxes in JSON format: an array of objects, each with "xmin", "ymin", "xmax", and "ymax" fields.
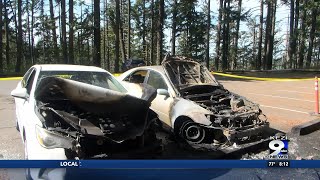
[{"xmin": 174, "ymin": 118, "xmax": 205, "ymax": 144}]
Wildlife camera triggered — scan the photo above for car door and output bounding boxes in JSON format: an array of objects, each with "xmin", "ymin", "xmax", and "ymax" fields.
[
  {"xmin": 145, "ymin": 70, "xmax": 174, "ymax": 128},
  {"xmin": 121, "ymin": 70, "xmax": 148, "ymax": 98}
]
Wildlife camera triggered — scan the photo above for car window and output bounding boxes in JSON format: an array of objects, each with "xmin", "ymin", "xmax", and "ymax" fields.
[
  {"xmin": 146, "ymin": 71, "xmax": 168, "ymax": 90},
  {"xmin": 124, "ymin": 70, "xmax": 147, "ymax": 83},
  {"xmin": 21, "ymin": 68, "xmax": 34, "ymax": 88},
  {"xmin": 25, "ymin": 70, "xmax": 36, "ymax": 94}
]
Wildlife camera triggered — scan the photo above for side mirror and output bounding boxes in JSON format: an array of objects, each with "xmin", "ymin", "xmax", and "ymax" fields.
[
  {"xmin": 11, "ymin": 88, "xmax": 28, "ymax": 99},
  {"xmin": 157, "ymin": 89, "xmax": 170, "ymax": 97}
]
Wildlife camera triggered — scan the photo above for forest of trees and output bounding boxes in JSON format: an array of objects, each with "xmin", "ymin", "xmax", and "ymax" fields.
[{"xmin": 0, "ymin": 0, "xmax": 319, "ymax": 73}]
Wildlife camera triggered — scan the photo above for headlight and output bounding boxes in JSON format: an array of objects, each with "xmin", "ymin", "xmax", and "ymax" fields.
[{"xmin": 35, "ymin": 125, "xmax": 76, "ymax": 149}]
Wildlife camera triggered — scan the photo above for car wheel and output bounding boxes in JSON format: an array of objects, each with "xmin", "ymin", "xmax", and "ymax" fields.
[{"xmin": 175, "ymin": 118, "xmax": 205, "ymax": 144}]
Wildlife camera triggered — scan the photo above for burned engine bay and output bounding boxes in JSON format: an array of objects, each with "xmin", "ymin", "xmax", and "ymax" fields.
[
  {"xmin": 34, "ymin": 76, "xmax": 160, "ymax": 159},
  {"xmin": 162, "ymin": 56, "xmax": 270, "ymax": 152}
]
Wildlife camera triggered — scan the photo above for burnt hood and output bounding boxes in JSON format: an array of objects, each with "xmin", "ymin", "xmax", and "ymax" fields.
[
  {"xmin": 35, "ymin": 76, "xmax": 156, "ymax": 112},
  {"xmin": 161, "ymin": 56, "xmax": 219, "ymax": 91},
  {"xmin": 34, "ymin": 76, "xmax": 157, "ymax": 142}
]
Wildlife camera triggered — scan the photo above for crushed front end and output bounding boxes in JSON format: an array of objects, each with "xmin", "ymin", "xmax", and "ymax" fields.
[
  {"xmin": 181, "ymin": 85, "xmax": 270, "ymax": 153},
  {"xmin": 34, "ymin": 77, "xmax": 161, "ymax": 159},
  {"xmin": 162, "ymin": 55, "xmax": 270, "ymax": 152}
]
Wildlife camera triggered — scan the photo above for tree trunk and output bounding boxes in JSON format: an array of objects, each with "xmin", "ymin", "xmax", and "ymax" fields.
[
  {"xmin": 61, "ymin": 0, "xmax": 68, "ymax": 64},
  {"xmin": 252, "ymin": 21, "xmax": 256, "ymax": 69},
  {"xmin": 205, "ymin": 0, "xmax": 210, "ymax": 68},
  {"xmin": 232, "ymin": 0, "xmax": 242, "ymax": 70},
  {"xmin": 287, "ymin": 0, "xmax": 295, "ymax": 69},
  {"xmin": 297, "ymin": 0, "xmax": 306, "ymax": 69},
  {"xmin": 256, "ymin": 0, "xmax": 263, "ymax": 70},
  {"xmin": 15, "ymin": 0, "xmax": 22, "ymax": 72},
  {"xmin": 114, "ymin": 0, "xmax": 120, "ymax": 72},
  {"xmin": 150, "ymin": 0, "xmax": 154, "ymax": 65},
  {"xmin": 157, "ymin": 0, "xmax": 164, "ymax": 65},
  {"xmin": 69, "ymin": 0, "xmax": 74, "ymax": 64},
  {"xmin": 142, "ymin": 0, "xmax": 147, "ymax": 63},
  {"xmin": 266, "ymin": 0, "xmax": 276, "ymax": 70},
  {"xmin": 106, "ymin": 1, "xmax": 110, "ymax": 70},
  {"xmin": 4, "ymin": 0, "xmax": 9, "ymax": 67},
  {"xmin": 306, "ymin": 6, "xmax": 316, "ymax": 68},
  {"xmin": 0, "ymin": 0, "xmax": 3, "ymax": 72},
  {"xmin": 263, "ymin": 0, "xmax": 272, "ymax": 70},
  {"xmin": 127, "ymin": 0, "xmax": 131, "ymax": 59},
  {"xmin": 221, "ymin": 0, "xmax": 229, "ymax": 71},
  {"xmin": 31, "ymin": 0, "xmax": 35, "ymax": 64},
  {"xmin": 215, "ymin": 0, "xmax": 223, "ymax": 71},
  {"xmin": 93, "ymin": 0, "xmax": 101, "ymax": 67},
  {"xmin": 49, "ymin": 0, "xmax": 58, "ymax": 63},
  {"xmin": 119, "ymin": 26, "xmax": 126, "ymax": 61},
  {"xmin": 171, "ymin": 0, "xmax": 177, "ymax": 56},
  {"xmin": 293, "ymin": 0, "xmax": 299, "ymax": 68}
]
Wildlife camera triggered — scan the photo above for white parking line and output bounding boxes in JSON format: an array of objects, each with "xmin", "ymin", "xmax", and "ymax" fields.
[
  {"xmin": 247, "ymin": 93, "xmax": 315, "ymax": 102},
  {"xmin": 277, "ymin": 90, "xmax": 313, "ymax": 95},
  {"xmin": 260, "ymin": 105, "xmax": 310, "ymax": 114}
]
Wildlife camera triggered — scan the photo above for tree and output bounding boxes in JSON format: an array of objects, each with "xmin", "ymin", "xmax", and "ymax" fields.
[
  {"xmin": 150, "ymin": 0, "xmax": 154, "ymax": 64},
  {"xmin": 127, "ymin": 0, "xmax": 131, "ymax": 58},
  {"xmin": 221, "ymin": 0, "xmax": 230, "ymax": 71},
  {"xmin": 114, "ymin": 0, "xmax": 120, "ymax": 72},
  {"xmin": 0, "ymin": 0, "xmax": 3, "ymax": 73},
  {"xmin": 61, "ymin": 0, "xmax": 68, "ymax": 64},
  {"xmin": 49, "ymin": 0, "xmax": 58, "ymax": 62},
  {"xmin": 297, "ymin": 0, "xmax": 306, "ymax": 68},
  {"xmin": 171, "ymin": 0, "xmax": 177, "ymax": 56},
  {"xmin": 205, "ymin": 0, "xmax": 210, "ymax": 68},
  {"xmin": 215, "ymin": 0, "xmax": 223, "ymax": 71},
  {"xmin": 232, "ymin": 0, "xmax": 242, "ymax": 70},
  {"xmin": 256, "ymin": 0, "xmax": 264, "ymax": 70},
  {"xmin": 156, "ymin": 0, "xmax": 164, "ymax": 64},
  {"xmin": 69, "ymin": 0, "xmax": 74, "ymax": 64},
  {"xmin": 287, "ymin": 0, "xmax": 295, "ymax": 68},
  {"xmin": 93, "ymin": 0, "xmax": 101, "ymax": 67},
  {"xmin": 15, "ymin": 0, "xmax": 23, "ymax": 72},
  {"xmin": 306, "ymin": 4, "xmax": 317, "ymax": 68}
]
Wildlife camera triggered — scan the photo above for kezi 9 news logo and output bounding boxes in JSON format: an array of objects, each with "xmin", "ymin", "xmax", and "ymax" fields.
[{"xmin": 268, "ymin": 135, "xmax": 288, "ymax": 159}]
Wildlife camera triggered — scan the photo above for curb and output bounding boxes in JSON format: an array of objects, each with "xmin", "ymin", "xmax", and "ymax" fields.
[{"xmin": 291, "ymin": 119, "xmax": 320, "ymax": 135}]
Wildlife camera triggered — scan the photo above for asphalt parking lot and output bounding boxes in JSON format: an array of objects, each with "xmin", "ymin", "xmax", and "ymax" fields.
[{"xmin": 218, "ymin": 78, "xmax": 317, "ymax": 133}]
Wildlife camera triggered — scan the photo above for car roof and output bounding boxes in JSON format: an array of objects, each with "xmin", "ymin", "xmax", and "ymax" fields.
[{"xmin": 34, "ymin": 64, "xmax": 107, "ymax": 72}]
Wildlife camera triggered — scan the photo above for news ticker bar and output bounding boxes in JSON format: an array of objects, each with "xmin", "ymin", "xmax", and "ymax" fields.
[{"xmin": 0, "ymin": 160, "xmax": 319, "ymax": 168}]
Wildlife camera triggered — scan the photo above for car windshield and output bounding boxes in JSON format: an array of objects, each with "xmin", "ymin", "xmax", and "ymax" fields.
[{"xmin": 37, "ymin": 71, "xmax": 127, "ymax": 93}]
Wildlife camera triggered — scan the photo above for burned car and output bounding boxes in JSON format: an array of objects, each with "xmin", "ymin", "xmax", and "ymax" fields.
[
  {"xmin": 119, "ymin": 56, "xmax": 270, "ymax": 153},
  {"xmin": 11, "ymin": 65, "xmax": 161, "ymax": 161}
]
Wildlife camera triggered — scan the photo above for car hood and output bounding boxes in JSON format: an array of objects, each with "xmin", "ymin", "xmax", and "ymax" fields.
[
  {"xmin": 161, "ymin": 56, "xmax": 219, "ymax": 93},
  {"xmin": 34, "ymin": 76, "xmax": 157, "ymax": 142}
]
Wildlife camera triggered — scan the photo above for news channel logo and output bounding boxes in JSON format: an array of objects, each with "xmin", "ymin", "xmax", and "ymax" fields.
[{"xmin": 268, "ymin": 135, "xmax": 289, "ymax": 159}]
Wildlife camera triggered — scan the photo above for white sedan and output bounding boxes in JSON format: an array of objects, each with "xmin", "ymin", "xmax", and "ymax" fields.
[
  {"xmin": 11, "ymin": 64, "xmax": 159, "ymax": 160},
  {"xmin": 119, "ymin": 56, "xmax": 270, "ymax": 152}
]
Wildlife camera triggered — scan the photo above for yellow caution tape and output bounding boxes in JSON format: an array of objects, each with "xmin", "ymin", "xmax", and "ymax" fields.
[
  {"xmin": 0, "ymin": 72, "xmax": 315, "ymax": 81},
  {"xmin": 0, "ymin": 77, "xmax": 23, "ymax": 81},
  {"xmin": 212, "ymin": 72, "xmax": 314, "ymax": 81}
]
